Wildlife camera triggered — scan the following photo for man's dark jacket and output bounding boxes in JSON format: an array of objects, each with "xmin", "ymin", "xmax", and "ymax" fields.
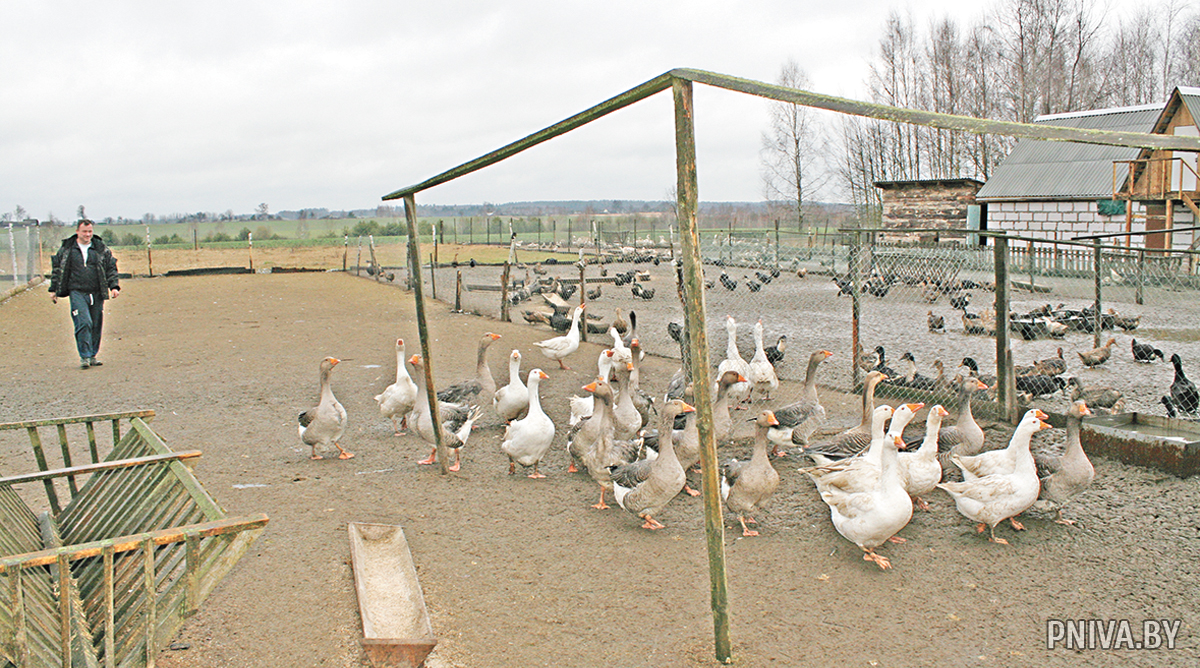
[{"xmin": 49, "ymin": 234, "xmax": 119, "ymax": 299}]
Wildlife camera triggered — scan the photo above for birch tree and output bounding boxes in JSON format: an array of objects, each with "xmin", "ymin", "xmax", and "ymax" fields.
[{"xmin": 760, "ymin": 59, "xmax": 827, "ymax": 231}]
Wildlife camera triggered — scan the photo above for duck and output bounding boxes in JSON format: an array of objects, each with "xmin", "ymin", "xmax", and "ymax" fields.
[
  {"xmin": 1032, "ymin": 400, "xmax": 1094, "ymax": 524},
  {"xmin": 298, "ymin": 357, "xmax": 353, "ymax": 460},
  {"xmin": 872, "ymin": 346, "xmax": 897, "ymax": 379},
  {"xmin": 1077, "ymin": 338, "xmax": 1116, "ymax": 367},
  {"xmin": 1065, "ymin": 377, "xmax": 1123, "ymax": 414},
  {"xmin": 938, "ymin": 410, "xmax": 1052, "ymax": 544},
  {"xmin": 585, "ymin": 284, "xmax": 602, "ymax": 300},
  {"xmin": 720, "ymin": 410, "xmax": 782, "ymax": 536},
  {"xmin": 962, "ymin": 310, "xmax": 988, "ymax": 335},
  {"xmin": 611, "ymin": 308, "xmax": 629, "ymax": 335},
  {"xmin": 857, "ymin": 344, "xmax": 878, "ymax": 373},
  {"xmin": 533, "ymin": 304, "xmax": 585, "ymax": 370},
  {"xmin": 764, "ymin": 334, "xmax": 787, "ymax": 365},
  {"xmin": 960, "ymin": 357, "xmax": 997, "ymax": 390},
  {"xmin": 898, "ymin": 404, "xmax": 948, "ymax": 511},
  {"xmin": 1029, "ymin": 348, "xmax": 1067, "ymax": 377},
  {"xmin": 898, "ymin": 352, "xmax": 937, "ymax": 391},
  {"xmin": 500, "ymin": 369, "xmax": 555, "ymax": 478},
  {"xmin": 928, "ymin": 310, "xmax": 945, "ymax": 333},
  {"xmin": 375, "ymin": 338, "xmax": 418, "ymax": 435},
  {"xmin": 1108, "ymin": 308, "xmax": 1140, "ymax": 331},
  {"xmin": 436, "ymin": 332, "xmax": 501, "ymax": 403},
  {"xmin": 716, "ymin": 316, "xmax": 752, "ymax": 408},
  {"xmin": 610, "ymin": 399, "xmax": 694, "ymax": 530},
  {"xmin": 747, "ymin": 319, "xmax": 779, "ymax": 402},
  {"xmin": 577, "ymin": 378, "xmax": 642, "ymax": 509},
  {"xmin": 407, "ymin": 354, "xmax": 483, "ymax": 472},
  {"xmin": 767, "ymin": 349, "xmax": 833, "ymax": 456},
  {"xmin": 953, "ymin": 408, "xmax": 1050, "ymax": 480},
  {"xmin": 811, "ymin": 409, "xmax": 912, "ymax": 570},
  {"xmin": 493, "ymin": 350, "xmax": 529, "ymax": 423},
  {"xmin": 620, "ymin": 311, "xmax": 639, "ymax": 349},
  {"xmin": 1165, "ymin": 353, "xmax": 1199, "ymax": 415},
  {"xmin": 1131, "ymin": 339, "xmax": 1164, "ymax": 363},
  {"xmin": 802, "ymin": 370, "xmax": 886, "ymax": 462}
]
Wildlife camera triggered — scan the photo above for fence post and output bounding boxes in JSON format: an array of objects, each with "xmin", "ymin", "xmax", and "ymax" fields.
[
  {"xmin": 356, "ymin": 237, "xmax": 363, "ymax": 278},
  {"xmin": 850, "ymin": 231, "xmax": 863, "ymax": 388},
  {"xmin": 429, "ymin": 253, "xmax": 436, "ymax": 300},
  {"xmin": 404, "ymin": 194, "xmax": 447, "ymax": 474},
  {"xmin": 1092, "ymin": 239, "xmax": 1102, "ymax": 349},
  {"xmin": 1027, "ymin": 240, "xmax": 1035, "ymax": 291},
  {"xmin": 500, "ymin": 262, "xmax": 511, "ymax": 322},
  {"xmin": 1136, "ymin": 248, "xmax": 1145, "ymax": 305},
  {"xmin": 994, "ymin": 234, "xmax": 1015, "ymax": 423},
  {"xmin": 774, "ymin": 218, "xmax": 780, "ymax": 268},
  {"xmin": 578, "ymin": 262, "xmax": 588, "ymax": 342},
  {"xmin": 455, "ymin": 270, "xmax": 463, "ymax": 312},
  {"xmin": 673, "ymin": 75, "xmax": 731, "ymax": 665},
  {"xmin": 248, "ymin": 232, "xmax": 254, "ymax": 272},
  {"xmin": 342, "ymin": 235, "xmax": 348, "ymax": 271}
]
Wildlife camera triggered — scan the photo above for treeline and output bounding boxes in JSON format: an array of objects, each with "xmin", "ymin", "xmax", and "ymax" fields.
[{"xmin": 835, "ymin": 0, "xmax": 1200, "ymax": 216}]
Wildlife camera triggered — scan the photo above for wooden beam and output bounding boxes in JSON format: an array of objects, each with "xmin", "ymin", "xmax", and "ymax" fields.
[
  {"xmin": 0, "ymin": 451, "xmax": 202, "ymax": 487},
  {"xmin": 404, "ymin": 195, "xmax": 448, "ymax": 475},
  {"xmin": 0, "ymin": 411, "xmax": 155, "ymax": 432}
]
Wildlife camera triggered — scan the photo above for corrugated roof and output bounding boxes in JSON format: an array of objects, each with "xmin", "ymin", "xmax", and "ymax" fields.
[
  {"xmin": 975, "ymin": 104, "xmax": 1163, "ymax": 201},
  {"xmin": 1179, "ymin": 88, "xmax": 1200, "ymax": 129}
]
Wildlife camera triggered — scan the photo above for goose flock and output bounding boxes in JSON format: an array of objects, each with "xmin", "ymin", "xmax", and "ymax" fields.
[{"xmin": 289, "ymin": 297, "xmax": 1165, "ymax": 571}]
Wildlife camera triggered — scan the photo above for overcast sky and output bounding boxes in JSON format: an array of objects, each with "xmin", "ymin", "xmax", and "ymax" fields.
[{"xmin": 0, "ymin": 1, "xmax": 1099, "ymax": 220}]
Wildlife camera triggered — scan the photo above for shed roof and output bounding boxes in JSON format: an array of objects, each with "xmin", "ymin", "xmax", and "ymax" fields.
[
  {"xmin": 874, "ymin": 178, "xmax": 983, "ymax": 190},
  {"xmin": 975, "ymin": 103, "xmax": 1162, "ymax": 201}
]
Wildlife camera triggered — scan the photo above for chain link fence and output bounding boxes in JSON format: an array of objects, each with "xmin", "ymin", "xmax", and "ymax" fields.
[{"xmin": 1, "ymin": 222, "xmax": 47, "ymax": 296}]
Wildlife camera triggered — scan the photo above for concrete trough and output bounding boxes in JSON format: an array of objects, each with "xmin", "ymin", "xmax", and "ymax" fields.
[
  {"xmin": 1081, "ymin": 412, "xmax": 1200, "ymax": 477},
  {"xmin": 349, "ymin": 522, "xmax": 438, "ymax": 668}
]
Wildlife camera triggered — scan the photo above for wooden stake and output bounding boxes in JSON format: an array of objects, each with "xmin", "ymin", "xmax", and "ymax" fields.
[
  {"xmin": 500, "ymin": 262, "xmax": 511, "ymax": 322},
  {"xmin": 994, "ymin": 234, "xmax": 1015, "ymax": 423},
  {"xmin": 455, "ymin": 270, "xmax": 463, "ymax": 313},
  {"xmin": 578, "ymin": 262, "xmax": 587, "ymax": 342},
  {"xmin": 404, "ymin": 195, "xmax": 447, "ymax": 474}
]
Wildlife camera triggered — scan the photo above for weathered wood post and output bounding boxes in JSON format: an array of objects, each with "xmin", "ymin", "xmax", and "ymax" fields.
[
  {"xmin": 850, "ymin": 230, "xmax": 863, "ymax": 388},
  {"xmin": 1027, "ymin": 240, "xmax": 1035, "ymax": 291},
  {"xmin": 1136, "ymin": 248, "xmax": 1145, "ymax": 305},
  {"xmin": 369, "ymin": 235, "xmax": 380, "ymax": 282},
  {"xmin": 500, "ymin": 262, "xmax": 512, "ymax": 322},
  {"xmin": 343, "ymin": 235, "xmax": 348, "ymax": 272},
  {"xmin": 247, "ymin": 232, "xmax": 254, "ymax": 272},
  {"xmin": 1092, "ymin": 239, "xmax": 1103, "ymax": 348},
  {"xmin": 673, "ymin": 75, "xmax": 731, "ymax": 665},
  {"xmin": 404, "ymin": 195, "xmax": 447, "ymax": 474},
  {"xmin": 454, "ymin": 270, "xmax": 463, "ymax": 313},
  {"xmin": 774, "ymin": 218, "xmax": 780, "ymax": 268},
  {"xmin": 429, "ymin": 253, "xmax": 436, "ymax": 301},
  {"xmin": 994, "ymin": 234, "xmax": 1016, "ymax": 423},
  {"xmin": 145, "ymin": 227, "xmax": 153, "ymax": 278}
]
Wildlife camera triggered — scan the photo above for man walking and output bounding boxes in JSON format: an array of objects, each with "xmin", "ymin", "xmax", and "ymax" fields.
[{"xmin": 49, "ymin": 219, "xmax": 120, "ymax": 369}]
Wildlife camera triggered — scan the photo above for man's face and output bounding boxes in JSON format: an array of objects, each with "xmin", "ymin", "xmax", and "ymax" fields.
[{"xmin": 77, "ymin": 224, "xmax": 94, "ymax": 244}]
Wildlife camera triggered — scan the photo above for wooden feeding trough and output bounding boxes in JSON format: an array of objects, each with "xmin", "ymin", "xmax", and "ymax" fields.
[
  {"xmin": 1081, "ymin": 412, "xmax": 1200, "ymax": 477},
  {"xmin": 0, "ymin": 411, "xmax": 268, "ymax": 667},
  {"xmin": 348, "ymin": 523, "xmax": 437, "ymax": 668}
]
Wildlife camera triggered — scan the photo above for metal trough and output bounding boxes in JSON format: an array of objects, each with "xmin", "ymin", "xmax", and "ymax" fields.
[
  {"xmin": 1081, "ymin": 412, "xmax": 1200, "ymax": 477},
  {"xmin": 348, "ymin": 523, "xmax": 437, "ymax": 668},
  {"xmin": 0, "ymin": 413, "xmax": 267, "ymax": 667}
]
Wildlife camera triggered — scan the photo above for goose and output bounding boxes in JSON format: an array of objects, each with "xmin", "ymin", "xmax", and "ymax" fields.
[
  {"xmin": 1131, "ymin": 339, "xmax": 1164, "ymax": 363},
  {"xmin": 767, "ymin": 349, "xmax": 833, "ymax": 456},
  {"xmin": 954, "ymin": 408, "xmax": 1050, "ymax": 480},
  {"xmin": 620, "ymin": 311, "xmax": 639, "ymax": 349},
  {"xmin": 664, "ymin": 371, "xmax": 745, "ymax": 497},
  {"xmin": 747, "ymin": 319, "xmax": 779, "ymax": 401},
  {"xmin": 577, "ymin": 378, "xmax": 642, "ymax": 509},
  {"xmin": 720, "ymin": 410, "xmax": 782, "ymax": 536},
  {"xmin": 928, "ymin": 310, "xmax": 945, "ymax": 332},
  {"xmin": 627, "ymin": 340, "xmax": 656, "ymax": 427},
  {"xmin": 611, "ymin": 359, "xmax": 644, "ymax": 440},
  {"xmin": 764, "ymin": 334, "xmax": 787, "ymax": 365},
  {"xmin": 1077, "ymin": 338, "xmax": 1116, "ymax": 367},
  {"xmin": 298, "ymin": 357, "xmax": 352, "ymax": 460},
  {"xmin": 500, "ymin": 369, "xmax": 555, "ymax": 478},
  {"xmin": 907, "ymin": 376, "xmax": 988, "ymax": 471},
  {"xmin": 806, "ymin": 404, "xmax": 921, "ymax": 497},
  {"xmin": 801, "ymin": 370, "xmax": 886, "ymax": 463},
  {"xmin": 534, "ymin": 304, "xmax": 585, "ymax": 369},
  {"xmin": 436, "ymin": 332, "xmax": 501, "ymax": 403},
  {"xmin": 938, "ymin": 410, "xmax": 1052, "ymax": 544},
  {"xmin": 811, "ymin": 412, "xmax": 912, "ymax": 570},
  {"xmin": 493, "ymin": 350, "xmax": 529, "ymax": 422},
  {"xmin": 568, "ymin": 350, "xmax": 616, "ymax": 426},
  {"xmin": 1166, "ymin": 353, "xmax": 1199, "ymax": 415},
  {"xmin": 898, "ymin": 405, "xmax": 949, "ymax": 510},
  {"xmin": 1032, "ymin": 400, "xmax": 1094, "ymax": 524},
  {"xmin": 610, "ymin": 399, "xmax": 694, "ymax": 530},
  {"xmin": 716, "ymin": 316, "xmax": 752, "ymax": 408},
  {"xmin": 1065, "ymin": 377, "xmax": 1123, "ymax": 414},
  {"xmin": 407, "ymin": 354, "xmax": 483, "ymax": 472},
  {"xmin": 375, "ymin": 338, "xmax": 418, "ymax": 435}
]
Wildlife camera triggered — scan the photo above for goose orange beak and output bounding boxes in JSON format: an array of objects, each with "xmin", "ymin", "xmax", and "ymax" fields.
[
  {"xmin": 538, "ymin": 370, "xmax": 549, "ymax": 380},
  {"xmin": 905, "ymin": 403, "xmax": 925, "ymax": 412},
  {"xmin": 976, "ymin": 380, "xmax": 988, "ymax": 390},
  {"xmin": 488, "ymin": 332, "xmax": 501, "ymax": 340},
  {"xmin": 737, "ymin": 374, "xmax": 748, "ymax": 383},
  {"xmin": 893, "ymin": 435, "xmax": 906, "ymax": 449},
  {"xmin": 822, "ymin": 350, "xmax": 834, "ymax": 357},
  {"xmin": 408, "ymin": 354, "xmax": 421, "ymax": 365},
  {"xmin": 936, "ymin": 405, "xmax": 950, "ymax": 417},
  {"xmin": 626, "ymin": 362, "xmax": 634, "ymax": 371},
  {"xmin": 1034, "ymin": 409, "xmax": 1049, "ymax": 420},
  {"xmin": 680, "ymin": 402, "xmax": 696, "ymax": 413},
  {"xmin": 1038, "ymin": 420, "xmax": 1053, "ymax": 430},
  {"xmin": 766, "ymin": 411, "xmax": 780, "ymax": 426},
  {"xmin": 583, "ymin": 381, "xmax": 598, "ymax": 392},
  {"xmin": 1079, "ymin": 403, "xmax": 1093, "ymax": 416}
]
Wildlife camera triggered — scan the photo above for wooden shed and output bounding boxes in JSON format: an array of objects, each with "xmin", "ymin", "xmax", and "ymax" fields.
[{"xmin": 873, "ymin": 178, "xmax": 983, "ymax": 238}]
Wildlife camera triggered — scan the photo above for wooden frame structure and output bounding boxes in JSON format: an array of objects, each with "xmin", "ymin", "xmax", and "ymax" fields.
[
  {"xmin": 0, "ymin": 414, "xmax": 267, "ymax": 667},
  {"xmin": 381, "ymin": 67, "xmax": 1200, "ymax": 664}
]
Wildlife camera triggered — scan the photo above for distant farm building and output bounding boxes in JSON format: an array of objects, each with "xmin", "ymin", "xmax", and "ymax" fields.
[{"xmin": 874, "ymin": 178, "xmax": 983, "ymax": 241}]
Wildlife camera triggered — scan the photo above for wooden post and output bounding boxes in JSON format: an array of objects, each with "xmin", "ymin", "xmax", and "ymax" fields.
[
  {"xmin": 994, "ymin": 234, "xmax": 1015, "ymax": 422},
  {"xmin": 774, "ymin": 218, "xmax": 780, "ymax": 267},
  {"xmin": 146, "ymin": 226, "xmax": 153, "ymax": 278},
  {"xmin": 342, "ymin": 235, "xmax": 348, "ymax": 271},
  {"xmin": 1027, "ymin": 240, "xmax": 1034, "ymax": 291},
  {"xmin": 404, "ymin": 195, "xmax": 447, "ymax": 474},
  {"xmin": 455, "ymin": 270, "xmax": 463, "ymax": 313},
  {"xmin": 248, "ymin": 232, "xmax": 254, "ymax": 272},
  {"xmin": 369, "ymin": 236, "xmax": 380, "ymax": 282},
  {"xmin": 429, "ymin": 253, "xmax": 436, "ymax": 300},
  {"xmin": 1092, "ymin": 239, "xmax": 1103, "ymax": 348},
  {"xmin": 500, "ymin": 262, "xmax": 511, "ymax": 322},
  {"xmin": 1136, "ymin": 248, "xmax": 1145, "ymax": 305},
  {"xmin": 578, "ymin": 262, "xmax": 588, "ymax": 342},
  {"xmin": 674, "ymin": 75, "xmax": 731, "ymax": 665},
  {"xmin": 356, "ymin": 238, "xmax": 362, "ymax": 277},
  {"xmin": 850, "ymin": 231, "xmax": 863, "ymax": 388}
]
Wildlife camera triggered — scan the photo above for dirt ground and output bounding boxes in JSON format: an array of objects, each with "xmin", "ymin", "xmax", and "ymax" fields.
[{"xmin": 1, "ymin": 271, "xmax": 1198, "ymax": 667}]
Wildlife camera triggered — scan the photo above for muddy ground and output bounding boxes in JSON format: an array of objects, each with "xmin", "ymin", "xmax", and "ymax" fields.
[{"xmin": 1, "ymin": 271, "xmax": 1197, "ymax": 667}]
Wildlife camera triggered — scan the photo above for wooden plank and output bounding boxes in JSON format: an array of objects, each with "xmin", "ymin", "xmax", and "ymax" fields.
[
  {"xmin": 86, "ymin": 422, "xmax": 99, "ymax": 465},
  {"xmin": 24, "ymin": 428, "xmax": 61, "ymax": 516},
  {"xmin": 103, "ymin": 545, "xmax": 114, "ymax": 668},
  {"xmin": 0, "ymin": 411, "xmax": 155, "ymax": 432},
  {"xmin": 130, "ymin": 420, "xmax": 226, "ymax": 520},
  {"xmin": 0, "ymin": 514, "xmax": 269, "ymax": 573},
  {"xmin": 0, "ymin": 451, "xmax": 202, "ymax": 487},
  {"xmin": 143, "ymin": 539, "xmax": 155, "ymax": 668}
]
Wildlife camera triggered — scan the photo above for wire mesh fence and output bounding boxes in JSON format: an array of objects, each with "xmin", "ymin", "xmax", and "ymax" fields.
[{"xmin": 1, "ymin": 222, "xmax": 45, "ymax": 293}]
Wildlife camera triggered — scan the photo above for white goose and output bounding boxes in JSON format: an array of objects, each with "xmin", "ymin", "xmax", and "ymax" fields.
[
  {"xmin": 534, "ymin": 305, "xmax": 585, "ymax": 370},
  {"xmin": 374, "ymin": 338, "xmax": 418, "ymax": 435},
  {"xmin": 568, "ymin": 350, "xmax": 615, "ymax": 426},
  {"xmin": 937, "ymin": 410, "xmax": 1052, "ymax": 544},
  {"xmin": 500, "ymin": 369, "xmax": 555, "ymax": 478},
  {"xmin": 407, "ymin": 354, "xmax": 483, "ymax": 472},
  {"xmin": 493, "ymin": 350, "xmax": 529, "ymax": 423},
  {"xmin": 747, "ymin": 319, "xmax": 779, "ymax": 401},
  {"xmin": 898, "ymin": 404, "xmax": 949, "ymax": 511},
  {"xmin": 954, "ymin": 408, "xmax": 1050, "ymax": 480},
  {"xmin": 298, "ymin": 357, "xmax": 353, "ymax": 460},
  {"xmin": 716, "ymin": 316, "xmax": 751, "ymax": 409}
]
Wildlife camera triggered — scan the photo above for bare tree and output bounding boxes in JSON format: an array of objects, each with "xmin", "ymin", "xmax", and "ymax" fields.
[
  {"xmin": 760, "ymin": 59, "xmax": 828, "ymax": 231},
  {"xmin": 1105, "ymin": 8, "xmax": 1161, "ymax": 105},
  {"xmin": 256, "ymin": 203, "xmax": 270, "ymax": 220},
  {"xmin": 77, "ymin": 205, "xmax": 86, "ymax": 220},
  {"xmin": 1171, "ymin": 10, "xmax": 1200, "ymax": 88}
]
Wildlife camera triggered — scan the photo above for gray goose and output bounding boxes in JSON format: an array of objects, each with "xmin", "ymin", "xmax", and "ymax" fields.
[
  {"xmin": 1033, "ymin": 400, "xmax": 1094, "ymax": 524},
  {"xmin": 408, "ymin": 354, "xmax": 483, "ymax": 472},
  {"xmin": 298, "ymin": 356, "xmax": 352, "ymax": 460},
  {"xmin": 767, "ymin": 349, "xmax": 833, "ymax": 456},
  {"xmin": 905, "ymin": 376, "xmax": 988, "ymax": 471},
  {"xmin": 610, "ymin": 399, "xmax": 694, "ymax": 530},
  {"xmin": 720, "ymin": 410, "xmax": 781, "ymax": 537},
  {"xmin": 577, "ymin": 378, "xmax": 641, "ymax": 509},
  {"xmin": 436, "ymin": 332, "xmax": 501, "ymax": 404},
  {"xmin": 801, "ymin": 370, "xmax": 886, "ymax": 463}
]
